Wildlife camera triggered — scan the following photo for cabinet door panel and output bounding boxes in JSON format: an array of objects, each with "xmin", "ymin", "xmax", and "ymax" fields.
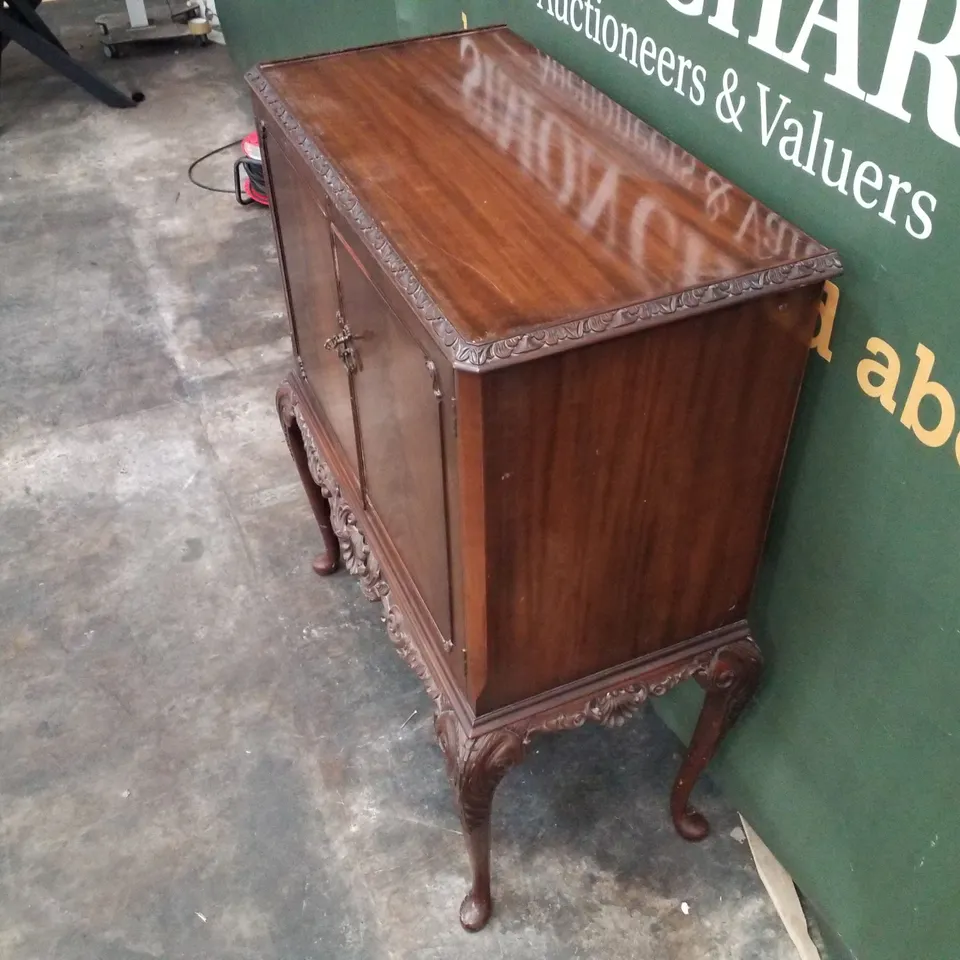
[
  {"xmin": 264, "ymin": 130, "xmax": 359, "ymax": 477},
  {"xmin": 334, "ymin": 232, "xmax": 453, "ymax": 643}
]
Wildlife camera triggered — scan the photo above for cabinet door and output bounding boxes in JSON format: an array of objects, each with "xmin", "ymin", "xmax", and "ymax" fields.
[
  {"xmin": 333, "ymin": 230, "xmax": 453, "ymax": 642},
  {"xmin": 262, "ymin": 128, "xmax": 359, "ymax": 478}
]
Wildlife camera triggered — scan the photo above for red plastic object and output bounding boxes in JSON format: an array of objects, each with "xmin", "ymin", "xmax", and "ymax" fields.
[
  {"xmin": 242, "ymin": 177, "xmax": 269, "ymax": 206},
  {"xmin": 241, "ymin": 130, "xmax": 262, "ymax": 162}
]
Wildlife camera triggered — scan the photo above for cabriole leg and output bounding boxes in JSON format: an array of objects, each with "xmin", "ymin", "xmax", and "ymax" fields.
[
  {"xmin": 434, "ymin": 710, "xmax": 525, "ymax": 932},
  {"xmin": 670, "ymin": 637, "xmax": 763, "ymax": 841},
  {"xmin": 276, "ymin": 382, "xmax": 341, "ymax": 575}
]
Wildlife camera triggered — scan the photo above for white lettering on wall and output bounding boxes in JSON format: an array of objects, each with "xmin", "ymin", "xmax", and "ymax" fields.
[
  {"xmin": 865, "ymin": 0, "xmax": 960, "ymax": 148},
  {"xmin": 656, "ymin": 0, "xmax": 960, "ymax": 150},
  {"xmin": 707, "ymin": 0, "xmax": 740, "ymax": 39},
  {"xmin": 534, "ymin": 0, "xmax": 944, "ymax": 239},
  {"xmin": 747, "ymin": 0, "xmax": 867, "ymax": 103},
  {"xmin": 663, "ymin": 0, "xmax": 703, "ymax": 15},
  {"xmin": 786, "ymin": 0, "xmax": 867, "ymax": 101}
]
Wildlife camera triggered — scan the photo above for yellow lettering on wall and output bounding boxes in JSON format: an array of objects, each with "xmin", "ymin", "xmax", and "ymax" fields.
[
  {"xmin": 857, "ymin": 337, "xmax": 901, "ymax": 413},
  {"xmin": 900, "ymin": 344, "xmax": 956, "ymax": 447},
  {"xmin": 810, "ymin": 280, "xmax": 839, "ymax": 361}
]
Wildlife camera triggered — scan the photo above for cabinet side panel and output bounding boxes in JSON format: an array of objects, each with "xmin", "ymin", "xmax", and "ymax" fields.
[{"xmin": 477, "ymin": 286, "xmax": 822, "ymax": 712}]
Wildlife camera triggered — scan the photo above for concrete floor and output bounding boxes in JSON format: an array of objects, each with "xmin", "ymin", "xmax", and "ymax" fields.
[{"xmin": 0, "ymin": 8, "xmax": 799, "ymax": 960}]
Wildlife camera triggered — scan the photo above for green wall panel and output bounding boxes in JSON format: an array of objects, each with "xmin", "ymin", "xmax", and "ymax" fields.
[
  {"xmin": 219, "ymin": 2, "xmax": 960, "ymax": 958},
  {"xmin": 396, "ymin": 0, "xmax": 505, "ymax": 36},
  {"xmin": 396, "ymin": 0, "xmax": 459, "ymax": 38},
  {"xmin": 218, "ymin": 0, "xmax": 399, "ymax": 70},
  {"xmin": 220, "ymin": 0, "xmax": 504, "ymax": 70}
]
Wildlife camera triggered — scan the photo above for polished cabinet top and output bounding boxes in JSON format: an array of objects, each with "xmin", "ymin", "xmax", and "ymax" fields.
[{"xmin": 253, "ymin": 28, "xmax": 839, "ymax": 360}]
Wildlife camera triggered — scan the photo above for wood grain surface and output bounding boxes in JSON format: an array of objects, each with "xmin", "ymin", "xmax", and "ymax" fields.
[
  {"xmin": 259, "ymin": 28, "xmax": 831, "ymax": 343},
  {"xmin": 470, "ymin": 285, "xmax": 821, "ymax": 710}
]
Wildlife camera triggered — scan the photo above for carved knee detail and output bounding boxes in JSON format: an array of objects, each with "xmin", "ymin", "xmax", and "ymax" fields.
[
  {"xmin": 436, "ymin": 713, "xmax": 525, "ymax": 828},
  {"xmin": 700, "ymin": 639, "xmax": 764, "ymax": 727},
  {"xmin": 435, "ymin": 711, "xmax": 525, "ymax": 932}
]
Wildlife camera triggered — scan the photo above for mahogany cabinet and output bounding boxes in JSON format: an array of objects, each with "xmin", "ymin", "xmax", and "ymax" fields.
[{"xmin": 248, "ymin": 26, "xmax": 841, "ymax": 932}]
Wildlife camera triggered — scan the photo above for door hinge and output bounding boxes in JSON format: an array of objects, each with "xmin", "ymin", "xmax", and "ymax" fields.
[
  {"xmin": 451, "ymin": 395, "xmax": 458, "ymax": 438},
  {"xmin": 462, "ymin": 646, "xmax": 468, "ymax": 683}
]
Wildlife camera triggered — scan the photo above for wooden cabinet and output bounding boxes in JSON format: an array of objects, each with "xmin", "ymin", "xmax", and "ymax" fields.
[{"xmin": 250, "ymin": 26, "xmax": 842, "ymax": 932}]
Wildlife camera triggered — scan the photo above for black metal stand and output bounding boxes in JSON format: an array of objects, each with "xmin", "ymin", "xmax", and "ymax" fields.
[{"xmin": 0, "ymin": 0, "xmax": 137, "ymax": 108}]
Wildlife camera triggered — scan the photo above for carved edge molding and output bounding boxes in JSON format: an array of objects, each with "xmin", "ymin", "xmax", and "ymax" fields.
[
  {"xmin": 521, "ymin": 653, "xmax": 718, "ymax": 740},
  {"xmin": 248, "ymin": 70, "xmax": 843, "ymax": 372}
]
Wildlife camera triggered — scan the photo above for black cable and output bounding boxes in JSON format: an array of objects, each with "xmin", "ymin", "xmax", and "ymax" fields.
[{"xmin": 188, "ymin": 137, "xmax": 243, "ymax": 193}]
